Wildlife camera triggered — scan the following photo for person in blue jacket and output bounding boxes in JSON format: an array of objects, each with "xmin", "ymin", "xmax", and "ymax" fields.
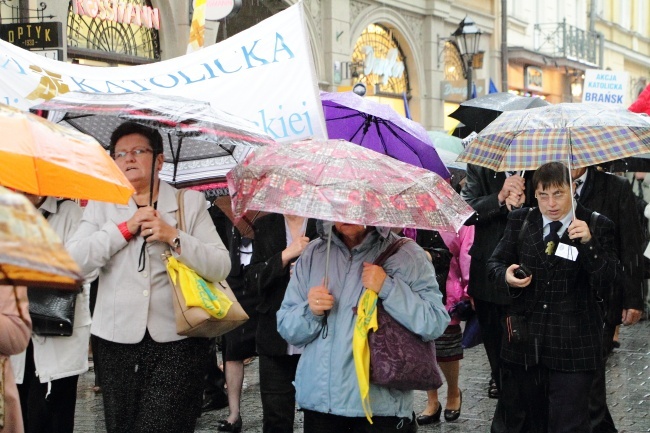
[{"xmin": 277, "ymin": 221, "xmax": 449, "ymax": 432}]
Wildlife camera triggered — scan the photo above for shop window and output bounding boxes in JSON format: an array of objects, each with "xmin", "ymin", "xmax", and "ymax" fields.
[
  {"xmin": 67, "ymin": 0, "xmax": 160, "ymax": 64},
  {"xmin": 351, "ymin": 24, "xmax": 409, "ymax": 95}
]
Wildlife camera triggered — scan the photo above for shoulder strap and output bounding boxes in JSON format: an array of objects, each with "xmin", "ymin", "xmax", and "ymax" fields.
[
  {"xmin": 589, "ymin": 211, "xmax": 600, "ymax": 234},
  {"xmin": 374, "ymin": 237, "xmax": 413, "ymax": 267},
  {"xmin": 175, "ymin": 189, "xmax": 187, "ymax": 232},
  {"xmin": 517, "ymin": 208, "xmax": 535, "ymax": 253}
]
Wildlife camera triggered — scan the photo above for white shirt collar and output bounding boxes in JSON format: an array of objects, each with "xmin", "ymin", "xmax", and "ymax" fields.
[{"xmin": 542, "ymin": 211, "xmax": 573, "ymax": 236}]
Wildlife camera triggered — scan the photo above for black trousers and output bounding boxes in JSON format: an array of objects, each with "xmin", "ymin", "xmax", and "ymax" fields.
[
  {"xmin": 303, "ymin": 409, "xmax": 417, "ymax": 433},
  {"xmin": 474, "ymin": 298, "xmax": 507, "ymax": 386},
  {"xmin": 589, "ymin": 322, "xmax": 618, "ymax": 433},
  {"xmin": 494, "ymin": 363, "xmax": 595, "ymax": 433},
  {"xmin": 17, "ymin": 341, "xmax": 79, "ymax": 433},
  {"xmin": 96, "ymin": 332, "xmax": 209, "ymax": 433},
  {"xmin": 258, "ymin": 354, "xmax": 300, "ymax": 433}
]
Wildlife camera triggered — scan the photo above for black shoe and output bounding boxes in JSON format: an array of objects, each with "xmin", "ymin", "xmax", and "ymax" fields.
[
  {"xmin": 201, "ymin": 392, "xmax": 229, "ymax": 412},
  {"xmin": 444, "ymin": 390, "xmax": 462, "ymax": 422},
  {"xmin": 416, "ymin": 402, "xmax": 441, "ymax": 425},
  {"xmin": 217, "ymin": 416, "xmax": 242, "ymax": 432},
  {"xmin": 488, "ymin": 379, "xmax": 499, "ymax": 399}
]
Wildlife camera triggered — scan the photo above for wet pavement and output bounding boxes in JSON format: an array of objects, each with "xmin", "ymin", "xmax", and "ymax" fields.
[{"xmin": 74, "ymin": 320, "xmax": 650, "ymax": 432}]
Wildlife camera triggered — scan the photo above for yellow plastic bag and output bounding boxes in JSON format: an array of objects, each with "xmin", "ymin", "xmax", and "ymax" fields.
[
  {"xmin": 165, "ymin": 255, "xmax": 232, "ymax": 319},
  {"xmin": 352, "ymin": 289, "xmax": 378, "ymax": 423}
]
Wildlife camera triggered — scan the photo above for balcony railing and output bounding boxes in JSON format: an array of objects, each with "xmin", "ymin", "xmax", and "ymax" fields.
[{"xmin": 534, "ymin": 20, "xmax": 602, "ymax": 66}]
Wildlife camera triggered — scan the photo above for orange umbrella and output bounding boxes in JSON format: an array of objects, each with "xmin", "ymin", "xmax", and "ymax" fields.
[
  {"xmin": 0, "ymin": 186, "xmax": 82, "ymax": 290},
  {"xmin": 0, "ymin": 103, "xmax": 134, "ymax": 204}
]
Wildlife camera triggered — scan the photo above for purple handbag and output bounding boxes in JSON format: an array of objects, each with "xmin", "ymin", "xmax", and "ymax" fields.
[{"xmin": 367, "ymin": 238, "xmax": 444, "ymax": 391}]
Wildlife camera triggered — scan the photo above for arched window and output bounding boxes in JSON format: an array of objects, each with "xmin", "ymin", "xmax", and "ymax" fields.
[
  {"xmin": 351, "ymin": 24, "xmax": 409, "ymax": 95},
  {"xmin": 67, "ymin": 0, "xmax": 160, "ymax": 65}
]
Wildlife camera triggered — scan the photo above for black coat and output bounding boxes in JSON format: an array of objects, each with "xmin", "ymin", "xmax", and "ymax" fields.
[
  {"xmin": 576, "ymin": 168, "xmax": 645, "ymax": 323},
  {"xmin": 487, "ymin": 205, "xmax": 618, "ymax": 372},
  {"xmin": 461, "ymin": 164, "xmax": 535, "ymax": 304},
  {"xmin": 246, "ymin": 214, "xmax": 318, "ymax": 356}
]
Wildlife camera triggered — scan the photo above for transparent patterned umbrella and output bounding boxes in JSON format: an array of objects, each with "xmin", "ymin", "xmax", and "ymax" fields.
[
  {"xmin": 227, "ymin": 138, "xmax": 474, "ymax": 233},
  {"xmin": 32, "ymin": 91, "xmax": 274, "ymax": 187}
]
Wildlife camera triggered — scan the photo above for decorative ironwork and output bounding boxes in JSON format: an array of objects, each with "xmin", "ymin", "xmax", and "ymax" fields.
[
  {"xmin": 67, "ymin": 0, "xmax": 160, "ymax": 63},
  {"xmin": 534, "ymin": 19, "xmax": 602, "ymax": 66},
  {"xmin": 352, "ymin": 23, "xmax": 409, "ymax": 95},
  {"xmin": 444, "ymin": 40, "xmax": 466, "ymax": 81},
  {"xmin": 0, "ymin": 0, "xmax": 54, "ymax": 23}
]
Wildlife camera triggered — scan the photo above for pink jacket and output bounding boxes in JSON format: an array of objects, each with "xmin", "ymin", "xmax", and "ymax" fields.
[
  {"xmin": 1, "ymin": 286, "xmax": 31, "ymax": 433},
  {"xmin": 440, "ymin": 226, "xmax": 474, "ymax": 326}
]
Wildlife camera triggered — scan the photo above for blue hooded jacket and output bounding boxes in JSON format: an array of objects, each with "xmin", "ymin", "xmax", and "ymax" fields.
[{"xmin": 277, "ymin": 223, "xmax": 450, "ymax": 419}]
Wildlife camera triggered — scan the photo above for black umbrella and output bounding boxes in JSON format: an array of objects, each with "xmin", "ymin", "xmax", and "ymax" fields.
[{"xmin": 449, "ymin": 92, "xmax": 550, "ymax": 134}]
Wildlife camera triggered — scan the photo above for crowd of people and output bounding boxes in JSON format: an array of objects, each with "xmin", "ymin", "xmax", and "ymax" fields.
[{"xmin": 1, "ymin": 119, "xmax": 648, "ymax": 433}]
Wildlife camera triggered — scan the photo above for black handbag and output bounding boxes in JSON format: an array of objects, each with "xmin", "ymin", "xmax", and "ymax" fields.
[
  {"xmin": 26, "ymin": 199, "xmax": 77, "ymax": 337},
  {"xmin": 27, "ymin": 287, "xmax": 77, "ymax": 337}
]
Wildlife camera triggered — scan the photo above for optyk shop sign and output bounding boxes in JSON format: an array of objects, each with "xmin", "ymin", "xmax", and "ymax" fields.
[{"xmin": 0, "ymin": 2, "xmax": 325, "ymax": 143}]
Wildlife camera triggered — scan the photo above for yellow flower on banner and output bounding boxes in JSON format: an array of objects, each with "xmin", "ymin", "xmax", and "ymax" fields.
[
  {"xmin": 165, "ymin": 255, "xmax": 232, "ymax": 319},
  {"xmin": 352, "ymin": 288, "xmax": 378, "ymax": 423}
]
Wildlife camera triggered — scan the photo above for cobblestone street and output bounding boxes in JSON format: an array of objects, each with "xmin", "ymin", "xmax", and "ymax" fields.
[{"xmin": 74, "ymin": 321, "xmax": 650, "ymax": 432}]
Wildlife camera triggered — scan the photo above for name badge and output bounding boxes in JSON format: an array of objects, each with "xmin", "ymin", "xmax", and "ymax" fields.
[{"xmin": 555, "ymin": 242, "xmax": 578, "ymax": 261}]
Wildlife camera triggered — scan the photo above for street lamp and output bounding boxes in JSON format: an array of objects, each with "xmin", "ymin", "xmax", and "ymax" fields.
[{"xmin": 452, "ymin": 16, "xmax": 482, "ymax": 100}]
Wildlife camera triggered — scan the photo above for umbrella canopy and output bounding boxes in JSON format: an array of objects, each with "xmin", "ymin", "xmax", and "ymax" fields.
[
  {"xmin": 0, "ymin": 103, "xmax": 134, "ymax": 204},
  {"xmin": 0, "ymin": 186, "xmax": 82, "ymax": 290},
  {"xmin": 450, "ymin": 92, "xmax": 550, "ymax": 134},
  {"xmin": 227, "ymin": 139, "xmax": 474, "ymax": 233},
  {"xmin": 427, "ymin": 131, "xmax": 465, "ymax": 155},
  {"xmin": 457, "ymin": 102, "xmax": 650, "ymax": 172},
  {"xmin": 32, "ymin": 91, "xmax": 275, "ymax": 187},
  {"xmin": 320, "ymin": 91, "xmax": 450, "ymax": 179}
]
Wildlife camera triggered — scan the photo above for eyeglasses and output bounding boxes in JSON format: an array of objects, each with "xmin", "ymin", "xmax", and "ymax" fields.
[
  {"xmin": 113, "ymin": 148, "xmax": 153, "ymax": 160},
  {"xmin": 536, "ymin": 191, "xmax": 568, "ymax": 202}
]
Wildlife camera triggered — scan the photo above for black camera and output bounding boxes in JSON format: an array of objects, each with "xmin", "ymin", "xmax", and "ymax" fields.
[{"xmin": 513, "ymin": 264, "xmax": 531, "ymax": 279}]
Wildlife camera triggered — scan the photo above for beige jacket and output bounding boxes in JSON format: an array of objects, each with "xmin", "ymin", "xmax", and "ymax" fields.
[
  {"xmin": 1, "ymin": 286, "xmax": 31, "ymax": 433},
  {"xmin": 12, "ymin": 198, "xmax": 92, "ymax": 385},
  {"xmin": 67, "ymin": 181, "xmax": 231, "ymax": 343}
]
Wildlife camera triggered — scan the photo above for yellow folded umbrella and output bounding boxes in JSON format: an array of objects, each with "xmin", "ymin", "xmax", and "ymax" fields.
[
  {"xmin": 0, "ymin": 186, "xmax": 82, "ymax": 290},
  {"xmin": 353, "ymin": 288, "xmax": 379, "ymax": 423},
  {"xmin": 0, "ymin": 103, "xmax": 134, "ymax": 204}
]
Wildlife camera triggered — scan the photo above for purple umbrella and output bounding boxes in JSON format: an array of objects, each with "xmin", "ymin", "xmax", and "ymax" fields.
[{"xmin": 320, "ymin": 91, "xmax": 450, "ymax": 178}]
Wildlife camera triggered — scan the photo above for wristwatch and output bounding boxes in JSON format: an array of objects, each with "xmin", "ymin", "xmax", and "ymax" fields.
[{"xmin": 171, "ymin": 235, "xmax": 181, "ymax": 249}]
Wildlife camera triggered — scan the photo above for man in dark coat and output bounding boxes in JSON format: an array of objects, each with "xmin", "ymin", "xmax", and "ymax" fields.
[
  {"xmin": 572, "ymin": 166, "xmax": 644, "ymax": 433},
  {"xmin": 460, "ymin": 164, "xmax": 532, "ymax": 401},
  {"xmin": 488, "ymin": 162, "xmax": 618, "ymax": 433}
]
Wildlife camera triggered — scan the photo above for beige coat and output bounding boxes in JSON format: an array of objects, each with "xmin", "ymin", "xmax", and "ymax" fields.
[
  {"xmin": 0, "ymin": 286, "xmax": 31, "ymax": 433},
  {"xmin": 67, "ymin": 181, "xmax": 231, "ymax": 343}
]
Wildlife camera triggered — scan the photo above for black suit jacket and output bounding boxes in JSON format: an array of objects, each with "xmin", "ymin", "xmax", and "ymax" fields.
[
  {"xmin": 461, "ymin": 164, "xmax": 535, "ymax": 304},
  {"xmin": 577, "ymin": 168, "xmax": 645, "ymax": 322},
  {"xmin": 247, "ymin": 213, "xmax": 318, "ymax": 356},
  {"xmin": 487, "ymin": 205, "xmax": 617, "ymax": 372}
]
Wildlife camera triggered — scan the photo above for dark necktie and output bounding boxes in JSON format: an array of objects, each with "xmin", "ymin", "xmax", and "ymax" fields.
[
  {"xmin": 637, "ymin": 178, "xmax": 644, "ymax": 200},
  {"xmin": 544, "ymin": 220, "xmax": 563, "ymax": 255},
  {"xmin": 574, "ymin": 179, "xmax": 584, "ymax": 200}
]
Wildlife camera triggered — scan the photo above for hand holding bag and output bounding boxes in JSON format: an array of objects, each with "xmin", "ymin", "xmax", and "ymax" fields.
[
  {"xmin": 367, "ymin": 238, "xmax": 444, "ymax": 391},
  {"xmin": 164, "ymin": 189, "xmax": 248, "ymax": 338}
]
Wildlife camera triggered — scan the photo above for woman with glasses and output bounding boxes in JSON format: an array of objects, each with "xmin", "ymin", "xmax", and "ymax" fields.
[{"xmin": 67, "ymin": 122, "xmax": 231, "ymax": 433}]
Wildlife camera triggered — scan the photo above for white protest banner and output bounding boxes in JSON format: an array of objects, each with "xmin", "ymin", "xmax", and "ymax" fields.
[
  {"xmin": 0, "ymin": 2, "xmax": 326, "ymax": 143},
  {"xmin": 583, "ymin": 70, "xmax": 629, "ymax": 105}
]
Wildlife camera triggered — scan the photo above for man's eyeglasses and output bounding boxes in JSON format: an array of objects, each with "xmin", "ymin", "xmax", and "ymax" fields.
[{"xmin": 113, "ymin": 148, "xmax": 153, "ymax": 160}]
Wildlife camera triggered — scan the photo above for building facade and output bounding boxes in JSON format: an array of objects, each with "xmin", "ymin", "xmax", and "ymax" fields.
[{"xmin": 1, "ymin": 0, "xmax": 648, "ymax": 130}]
